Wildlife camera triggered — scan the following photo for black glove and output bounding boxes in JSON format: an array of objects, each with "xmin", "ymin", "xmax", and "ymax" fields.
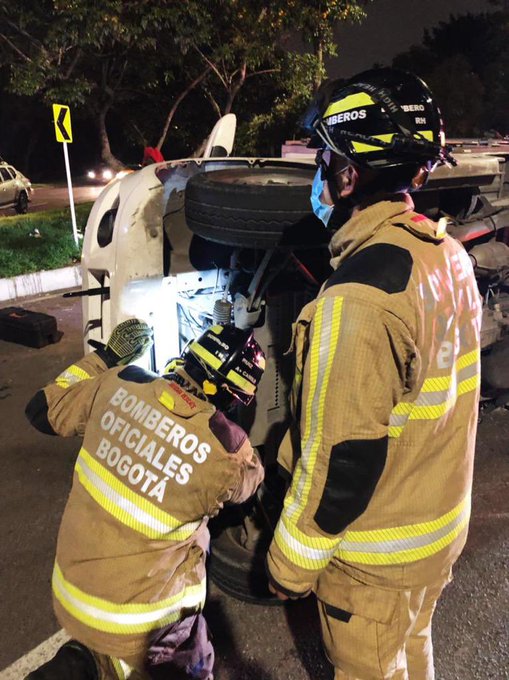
[{"xmin": 89, "ymin": 319, "xmax": 153, "ymax": 367}]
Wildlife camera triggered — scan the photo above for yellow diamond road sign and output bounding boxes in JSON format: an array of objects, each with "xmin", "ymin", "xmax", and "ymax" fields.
[{"xmin": 52, "ymin": 104, "xmax": 73, "ymax": 143}]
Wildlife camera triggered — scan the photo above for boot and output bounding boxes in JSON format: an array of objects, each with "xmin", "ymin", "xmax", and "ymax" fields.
[{"xmin": 25, "ymin": 640, "xmax": 99, "ymax": 679}]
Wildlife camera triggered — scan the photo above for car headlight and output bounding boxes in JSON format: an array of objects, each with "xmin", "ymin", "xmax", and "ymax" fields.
[
  {"xmin": 102, "ymin": 169, "xmax": 113, "ymax": 181},
  {"xmin": 87, "ymin": 170, "xmax": 96, "ymax": 179}
]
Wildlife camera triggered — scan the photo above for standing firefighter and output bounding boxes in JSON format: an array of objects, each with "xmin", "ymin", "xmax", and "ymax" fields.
[
  {"xmin": 267, "ymin": 69, "xmax": 482, "ymax": 679},
  {"xmin": 25, "ymin": 320, "xmax": 265, "ymax": 679}
]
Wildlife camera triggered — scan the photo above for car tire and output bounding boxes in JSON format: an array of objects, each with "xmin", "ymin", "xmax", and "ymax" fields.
[
  {"xmin": 16, "ymin": 191, "xmax": 28, "ymax": 214},
  {"xmin": 209, "ymin": 523, "xmax": 283, "ymax": 606},
  {"xmin": 185, "ymin": 167, "xmax": 328, "ymax": 249}
]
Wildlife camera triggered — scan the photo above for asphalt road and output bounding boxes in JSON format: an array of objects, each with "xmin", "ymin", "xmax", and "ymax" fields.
[
  {"xmin": 0, "ymin": 184, "xmax": 104, "ymax": 215},
  {"xmin": 0, "ymin": 293, "xmax": 508, "ymax": 679}
]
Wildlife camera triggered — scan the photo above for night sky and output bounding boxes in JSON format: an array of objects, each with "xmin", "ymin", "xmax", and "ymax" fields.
[{"xmin": 330, "ymin": 0, "xmax": 497, "ymax": 77}]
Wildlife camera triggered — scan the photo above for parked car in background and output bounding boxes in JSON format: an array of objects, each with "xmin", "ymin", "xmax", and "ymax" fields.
[{"xmin": 0, "ymin": 161, "xmax": 32, "ymax": 213}]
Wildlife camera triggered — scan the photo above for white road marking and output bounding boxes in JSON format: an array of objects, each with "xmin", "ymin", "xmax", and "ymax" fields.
[{"xmin": 0, "ymin": 629, "xmax": 70, "ymax": 679}]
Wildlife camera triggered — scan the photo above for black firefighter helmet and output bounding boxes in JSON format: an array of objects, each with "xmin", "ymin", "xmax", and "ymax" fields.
[
  {"xmin": 183, "ymin": 324, "xmax": 265, "ymax": 410},
  {"xmin": 302, "ymin": 67, "xmax": 455, "ymax": 172}
]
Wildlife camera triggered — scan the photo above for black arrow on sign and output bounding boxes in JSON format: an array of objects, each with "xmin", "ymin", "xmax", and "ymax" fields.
[{"xmin": 56, "ymin": 107, "xmax": 71, "ymax": 141}]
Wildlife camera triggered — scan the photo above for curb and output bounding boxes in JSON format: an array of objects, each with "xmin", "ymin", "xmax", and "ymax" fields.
[{"xmin": 0, "ymin": 265, "xmax": 82, "ymax": 303}]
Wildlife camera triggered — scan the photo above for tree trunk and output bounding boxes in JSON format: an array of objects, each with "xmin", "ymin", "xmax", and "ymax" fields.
[
  {"xmin": 156, "ymin": 67, "xmax": 211, "ymax": 151},
  {"xmin": 222, "ymin": 62, "xmax": 247, "ymax": 114},
  {"xmin": 313, "ymin": 40, "xmax": 323, "ymax": 92},
  {"xmin": 97, "ymin": 107, "xmax": 123, "ymax": 170}
]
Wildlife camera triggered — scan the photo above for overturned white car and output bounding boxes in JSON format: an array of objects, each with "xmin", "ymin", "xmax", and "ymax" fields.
[{"xmin": 78, "ymin": 117, "xmax": 509, "ymax": 601}]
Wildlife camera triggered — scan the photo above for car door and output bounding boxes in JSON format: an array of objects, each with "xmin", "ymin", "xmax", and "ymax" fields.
[
  {"xmin": 5, "ymin": 166, "xmax": 19, "ymax": 203},
  {"xmin": 0, "ymin": 167, "xmax": 16, "ymax": 205}
]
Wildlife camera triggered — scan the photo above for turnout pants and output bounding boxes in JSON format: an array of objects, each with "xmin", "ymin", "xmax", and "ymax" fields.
[
  {"xmin": 318, "ymin": 574, "xmax": 451, "ymax": 680},
  {"xmin": 93, "ymin": 613, "xmax": 214, "ymax": 680}
]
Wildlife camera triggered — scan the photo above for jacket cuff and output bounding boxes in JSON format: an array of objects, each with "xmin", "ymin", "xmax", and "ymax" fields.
[
  {"xmin": 265, "ymin": 546, "xmax": 316, "ymax": 597},
  {"xmin": 265, "ymin": 565, "xmax": 312, "ymax": 599}
]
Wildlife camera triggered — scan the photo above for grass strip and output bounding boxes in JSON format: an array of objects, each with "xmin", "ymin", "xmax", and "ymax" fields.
[{"xmin": 0, "ymin": 203, "xmax": 92, "ymax": 278}]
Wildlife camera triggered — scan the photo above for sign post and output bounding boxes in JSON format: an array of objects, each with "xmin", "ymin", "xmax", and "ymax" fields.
[{"xmin": 52, "ymin": 104, "xmax": 78, "ymax": 247}]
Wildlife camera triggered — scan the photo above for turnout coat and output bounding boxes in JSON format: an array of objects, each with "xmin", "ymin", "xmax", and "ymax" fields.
[
  {"xmin": 267, "ymin": 196, "xmax": 482, "ymax": 625},
  {"xmin": 27, "ymin": 356, "xmax": 263, "ymax": 660}
]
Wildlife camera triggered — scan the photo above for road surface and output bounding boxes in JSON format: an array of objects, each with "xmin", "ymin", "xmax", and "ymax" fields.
[{"xmin": 0, "ymin": 184, "xmax": 104, "ymax": 215}]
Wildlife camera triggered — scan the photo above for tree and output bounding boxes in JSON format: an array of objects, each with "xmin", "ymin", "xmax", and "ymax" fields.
[
  {"xmin": 0, "ymin": 0, "xmax": 374, "ymax": 167},
  {"xmin": 234, "ymin": 1, "xmax": 370, "ymax": 154},
  {"xmin": 275, "ymin": 0, "xmax": 368, "ymax": 91},
  {"xmin": 392, "ymin": 10, "xmax": 509, "ymax": 136},
  {"xmin": 0, "ymin": 0, "xmax": 210, "ymax": 167}
]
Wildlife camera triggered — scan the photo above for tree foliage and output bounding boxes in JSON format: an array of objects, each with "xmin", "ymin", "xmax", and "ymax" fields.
[
  {"xmin": 392, "ymin": 11, "xmax": 509, "ymax": 136},
  {"xmin": 0, "ymin": 0, "xmax": 369, "ymax": 169}
]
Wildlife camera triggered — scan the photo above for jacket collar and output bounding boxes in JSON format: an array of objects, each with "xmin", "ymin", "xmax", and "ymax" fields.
[{"xmin": 329, "ymin": 193, "xmax": 414, "ymax": 269}]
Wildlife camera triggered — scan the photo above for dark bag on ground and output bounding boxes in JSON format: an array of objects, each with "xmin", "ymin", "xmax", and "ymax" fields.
[{"xmin": 0, "ymin": 306, "xmax": 63, "ymax": 348}]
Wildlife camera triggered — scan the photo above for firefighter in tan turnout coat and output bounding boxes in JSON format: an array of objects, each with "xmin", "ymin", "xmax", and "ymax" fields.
[
  {"xmin": 25, "ymin": 321, "xmax": 265, "ymax": 680},
  {"xmin": 267, "ymin": 69, "xmax": 482, "ymax": 679}
]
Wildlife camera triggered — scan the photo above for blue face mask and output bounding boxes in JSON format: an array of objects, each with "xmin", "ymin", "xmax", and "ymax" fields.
[{"xmin": 310, "ymin": 168, "xmax": 334, "ymax": 226}]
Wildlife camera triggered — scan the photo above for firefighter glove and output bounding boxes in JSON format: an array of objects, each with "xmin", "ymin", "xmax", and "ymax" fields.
[{"xmin": 103, "ymin": 318, "xmax": 153, "ymax": 366}]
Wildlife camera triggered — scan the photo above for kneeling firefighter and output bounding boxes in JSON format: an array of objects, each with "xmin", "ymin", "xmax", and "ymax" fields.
[
  {"xmin": 266, "ymin": 69, "xmax": 482, "ymax": 679},
  {"xmin": 25, "ymin": 320, "xmax": 265, "ymax": 679}
]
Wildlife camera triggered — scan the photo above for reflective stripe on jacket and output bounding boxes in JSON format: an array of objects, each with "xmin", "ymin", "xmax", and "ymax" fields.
[
  {"xmin": 30, "ymin": 354, "xmax": 263, "ymax": 659},
  {"xmin": 268, "ymin": 196, "xmax": 481, "ymax": 602}
]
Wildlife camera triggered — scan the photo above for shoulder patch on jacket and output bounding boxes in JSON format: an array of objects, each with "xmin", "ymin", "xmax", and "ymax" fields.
[
  {"xmin": 314, "ymin": 437, "xmax": 388, "ymax": 534},
  {"xmin": 325, "ymin": 244, "xmax": 413, "ymax": 294},
  {"xmin": 118, "ymin": 365, "xmax": 158, "ymax": 384},
  {"xmin": 209, "ymin": 411, "xmax": 247, "ymax": 454}
]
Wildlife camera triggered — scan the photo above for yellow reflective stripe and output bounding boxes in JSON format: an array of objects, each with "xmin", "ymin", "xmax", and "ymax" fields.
[
  {"xmin": 337, "ymin": 517, "xmax": 469, "ymax": 565},
  {"xmin": 336, "ymin": 495, "xmax": 470, "ymax": 565},
  {"xmin": 76, "ymin": 448, "xmax": 200, "ymax": 541},
  {"xmin": 389, "ymin": 348, "xmax": 480, "ymax": 437},
  {"xmin": 324, "ymin": 92, "xmax": 375, "ymax": 117},
  {"xmin": 388, "ymin": 425, "xmax": 405, "ymax": 438},
  {"xmin": 53, "ymin": 563, "xmax": 206, "ymax": 635},
  {"xmin": 189, "ymin": 342, "xmax": 221, "ymax": 369},
  {"xmin": 282, "ymin": 511, "xmax": 338, "ymax": 550},
  {"xmin": 408, "ymin": 373, "xmax": 479, "ymax": 420},
  {"xmin": 159, "ymin": 392, "xmax": 175, "ymax": 411},
  {"xmin": 226, "ymin": 369, "xmax": 255, "ymax": 394},
  {"xmin": 352, "ymin": 133, "xmax": 395, "ymax": 153},
  {"xmin": 344, "ymin": 495, "xmax": 469, "ymax": 542},
  {"xmin": 275, "ymin": 495, "xmax": 470, "ymax": 569},
  {"xmin": 421, "ymin": 375, "xmax": 451, "ymax": 392},
  {"xmin": 408, "ymin": 398, "xmax": 454, "ymax": 420},
  {"xmin": 111, "ymin": 658, "xmax": 126, "ymax": 680},
  {"xmin": 456, "ymin": 348, "xmax": 479, "ymax": 371},
  {"xmin": 273, "ymin": 514, "xmax": 338, "ymax": 570},
  {"xmin": 287, "ymin": 297, "xmax": 343, "ymax": 520},
  {"xmin": 389, "ymin": 372, "xmax": 479, "ymax": 434},
  {"xmin": 391, "ymin": 401, "xmax": 414, "ymax": 416},
  {"xmin": 353, "ymin": 130, "xmax": 433, "ymax": 154},
  {"xmin": 458, "ymin": 375, "xmax": 479, "ymax": 396},
  {"xmin": 56, "ymin": 365, "xmax": 91, "ymax": 389}
]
